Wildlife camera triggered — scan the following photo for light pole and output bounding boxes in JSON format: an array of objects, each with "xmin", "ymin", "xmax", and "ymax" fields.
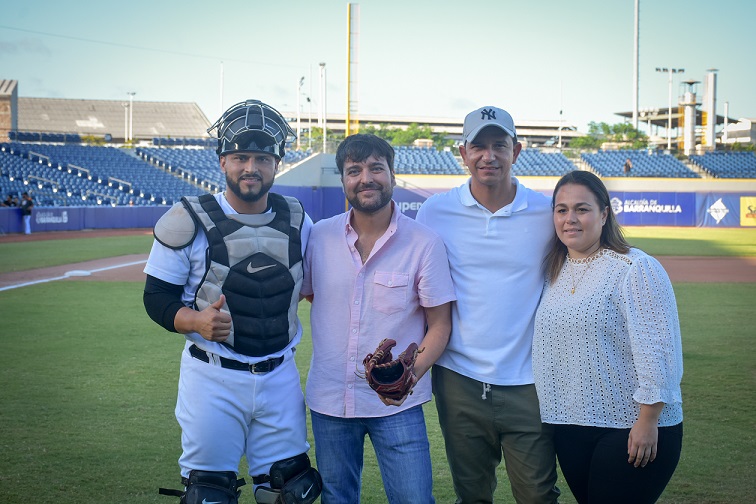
[
  {"xmin": 296, "ymin": 76, "xmax": 304, "ymax": 151},
  {"xmin": 655, "ymin": 68, "xmax": 684, "ymax": 150},
  {"xmin": 127, "ymin": 92, "xmax": 136, "ymax": 142},
  {"xmin": 319, "ymin": 62, "xmax": 327, "ymax": 153},
  {"xmin": 122, "ymin": 102, "xmax": 129, "ymax": 143},
  {"xmin": 558, "ymin": 80, "xmax": 563, "ymax": 150},
  {"xmin": 307, "ymin": 96, "xmax": 312, "ymax": 150}
]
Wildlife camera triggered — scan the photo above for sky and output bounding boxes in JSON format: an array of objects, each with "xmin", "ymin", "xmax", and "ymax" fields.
[{"xmin": 1, "ymin": 0, "xmax": 754, "ymax": 134}]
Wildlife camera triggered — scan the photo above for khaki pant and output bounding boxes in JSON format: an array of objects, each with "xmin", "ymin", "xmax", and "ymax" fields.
[{"xmin": 432, "ymin": 365, "xmax": 560, "ymax": 504}]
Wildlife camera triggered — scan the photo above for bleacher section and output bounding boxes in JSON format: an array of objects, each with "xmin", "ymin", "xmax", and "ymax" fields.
[
  {"xmin": 152, "ymin": 137, "xmax": 215, "ymax": 148},
  {"xmin": 9, "ymin": 131, "xmax": 82, "ymax": 143},
  {"xmin": 394, "ymin": 146, "xmax": 465, "ymax": 175},
  {"xmin": 393, "ymin": 146, "xmax": 577, "ymax": 176},
  {"xmin": 149, "ymin": 137, "xmax": 313, "ymax": 165},
  {"xmin": 7, "ymin": 139, "xmax": 756, "ymax": 209},
  {"xmin": 136, "ymin": 147, "xmax": 313, "ymax": 194},
  {"xmin": 0, "ymin": 143, "xmax": 204, "ymax": 206},
  {"xmin": 138, "ymin": 147, "xmax": 224, "ymax": 193},
  {"xmin": 514, "ymin": 149, "xmax": 576, "ymax": 177},
  {"xmin": 0, "ymin": 141, "xmax": 316, "ymax": 207},
  {"xmin": 581, "ymin": 150, "xmax": 699, "ymax": 178},
  {"xmin": 689, "ymin": 151, "xmax": 756, "ymax": 179}
]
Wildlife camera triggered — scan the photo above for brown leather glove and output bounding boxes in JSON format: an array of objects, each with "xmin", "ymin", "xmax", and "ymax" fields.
[{"xmin": 362, "ymin": 339, "xmax": 420, "ymax": 401}]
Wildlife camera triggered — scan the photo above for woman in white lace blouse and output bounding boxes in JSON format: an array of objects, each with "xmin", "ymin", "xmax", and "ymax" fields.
[{"xmin": 533, "ymin": 170, "xmax": 683, "ymax": 504}]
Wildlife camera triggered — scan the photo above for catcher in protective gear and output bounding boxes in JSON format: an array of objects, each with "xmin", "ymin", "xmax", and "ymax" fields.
[{"xmin": 361, "ymin": 338, "xmax": 422, "ymax": 405}]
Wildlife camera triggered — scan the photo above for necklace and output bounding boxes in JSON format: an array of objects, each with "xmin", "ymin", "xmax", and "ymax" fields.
[
  {"xmin": 567, "ymin": 248, "xmax": 604, "ymax": 295},
  {"xmin": 568, "ymin": 261, "xmax": 590, "ymax": 295}
]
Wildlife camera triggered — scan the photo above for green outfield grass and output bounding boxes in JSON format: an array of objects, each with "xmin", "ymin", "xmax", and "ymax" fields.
[
  {"xmin": 0, "ymin": 229, "xmax": 753, "ymax": 502},
  {"xmin": 623, "ymin": 226, "xmax": 756, "ymax": 257},
  {"xmin": 0, "ymin": 279, "xmax": 753, "ymax": 503},
  {"xmin": 0, "ymin": 225, "xmax": 753, "ymax": 276},
  {"xmin": 0, "ymin": 234, "xmax": 154, "ymax": 274}
]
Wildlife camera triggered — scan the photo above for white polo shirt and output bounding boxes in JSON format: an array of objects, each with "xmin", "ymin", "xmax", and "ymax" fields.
[{"xmin": 416, "ymin": 178, "xmax": 553, "ymax": 385}]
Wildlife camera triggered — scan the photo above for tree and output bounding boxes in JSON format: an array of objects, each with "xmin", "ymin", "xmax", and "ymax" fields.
[
  {"xmin": 571, "ymin": 121, "xmax": 648, "ymax": 150},
  {"xmin": 392, "ymin": 123, "xmax": 433, "ymax": 145},
  {"xmin": 726, "ymin": 141, "xmax": 755, "ymax": 152},
  {"xmin": 359, "ymin": 123, "xmax": 454, "ymax": 150},
  {"xmin": 305, "ymin": 127, "xmax": 344, "ymax": 153},
  {"xmin": 360, "ymin": 123, "xmax": 395, "ymax": 142},
  {"xmin": 81, "ymin": 135, "xmax": 107, "ymax": 146}
]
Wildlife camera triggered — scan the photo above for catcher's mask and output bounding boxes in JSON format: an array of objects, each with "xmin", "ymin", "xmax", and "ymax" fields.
[{"xmin": 208, "ymin": 100, "xmax": 295, "ymax": 159}]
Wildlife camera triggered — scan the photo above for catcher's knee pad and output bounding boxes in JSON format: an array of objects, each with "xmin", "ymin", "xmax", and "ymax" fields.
[
  {"xmin": 253, "ymin": 453, "xmax": 322, "ymax": 504},
  {"xmin": 159, "ymin": 470, "xmax": 246, "ymax": 504}
]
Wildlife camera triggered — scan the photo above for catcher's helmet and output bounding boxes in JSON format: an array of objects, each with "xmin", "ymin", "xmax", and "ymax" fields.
[{"xmin": 208, "ymin": 100, "xmax": 295, "ymax": 159}]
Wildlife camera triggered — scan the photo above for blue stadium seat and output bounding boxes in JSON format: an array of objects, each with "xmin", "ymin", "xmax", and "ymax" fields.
[
  {"xmin": 581, "ymin": 150, "xmax": 699, "ymax": 178},
  {"xmin": 689, "ymin": 152, "xmax": 756, "ymax": 179}
]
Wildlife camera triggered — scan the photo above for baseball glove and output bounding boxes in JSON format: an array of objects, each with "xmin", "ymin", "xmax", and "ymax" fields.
[{"xmin": 361, "ymin": 339, "xmax": 421, "ymax": 401}]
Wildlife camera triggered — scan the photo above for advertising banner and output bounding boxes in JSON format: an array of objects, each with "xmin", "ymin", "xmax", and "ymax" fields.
[
  {"xmin": 606, "ymin": 192, "xmax": 696, "ymax": 226},
  {"xmin": 697, "ymin": 193, "xmax": 756, "ymax": 227},
  {"xmin": 739, "ymin": 196, "xmax": 756, "ymax": 227}
]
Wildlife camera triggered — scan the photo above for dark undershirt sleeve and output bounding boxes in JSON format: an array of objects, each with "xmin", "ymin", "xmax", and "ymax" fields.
[{"xmin": 143, "ymin": 274, "xmax": 186, "ymax": 333}]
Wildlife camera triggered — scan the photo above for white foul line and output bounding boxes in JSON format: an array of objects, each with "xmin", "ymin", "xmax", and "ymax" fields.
[{"xmin": 0, "ymin": 259, "xmax": 147, "ymax": 292}]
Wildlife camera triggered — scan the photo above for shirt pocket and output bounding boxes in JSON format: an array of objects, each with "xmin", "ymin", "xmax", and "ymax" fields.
[{"xmin": 372, "ymin": 271, "xmax": 410, "ymax": 315}]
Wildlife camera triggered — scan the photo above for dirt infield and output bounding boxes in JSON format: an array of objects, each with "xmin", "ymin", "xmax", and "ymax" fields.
[
  {"xmin": 1, "ymin": 229, "xmax": 755, "ymax": 289},
  {"xmin": 0, "ymin": 228, "xmax": 153, "ymax": 243}
]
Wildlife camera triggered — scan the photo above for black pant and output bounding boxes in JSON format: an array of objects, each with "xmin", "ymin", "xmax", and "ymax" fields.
[{"xmin": 553, "ymin": 423, "xmax": 683, "ymax": 504}]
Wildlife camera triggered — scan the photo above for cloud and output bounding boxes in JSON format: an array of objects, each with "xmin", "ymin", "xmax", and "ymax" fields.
[
  {"xmin": 449, "ymin": 98, "xmax": 477, "ymax": 113},
  {"xmin": 0, "ymin": 38, "xmax": 52, "ymax": 57}
]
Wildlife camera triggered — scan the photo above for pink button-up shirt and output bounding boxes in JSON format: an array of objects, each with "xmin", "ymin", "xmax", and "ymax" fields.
[{"xmin": 302, "ymin": 203, "xmax": 456, "ymax": 418}]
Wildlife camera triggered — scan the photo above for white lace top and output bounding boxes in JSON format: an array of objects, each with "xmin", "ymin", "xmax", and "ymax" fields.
[{"xmin": 533, "ymin": 248, "xmax": 683, "ymax": 428}]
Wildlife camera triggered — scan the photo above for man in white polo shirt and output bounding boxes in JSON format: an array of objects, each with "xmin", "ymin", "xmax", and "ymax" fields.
[
  {"xmin": 416, "ymin": 106, "xmax": 560, "ymax": 503},
  {"xmin": 303, "ymin": 133, "xmax": 455, "ymax": 503}
]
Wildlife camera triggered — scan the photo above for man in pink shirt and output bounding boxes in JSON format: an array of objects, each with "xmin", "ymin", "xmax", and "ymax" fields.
[{"xmin": 302, "ymin": 134, "xmax": 455, "ymax": 503}]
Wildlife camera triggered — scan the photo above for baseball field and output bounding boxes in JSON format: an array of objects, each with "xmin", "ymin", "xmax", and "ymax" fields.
[{"xmin": 0, "ymin": 227, "xmax": 754, "ymax": 503}]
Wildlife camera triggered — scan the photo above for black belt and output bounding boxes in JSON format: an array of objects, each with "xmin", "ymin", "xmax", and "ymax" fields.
[{"xmin": 189, "ymin": 344, "xmax": 284, "ymax": 374}]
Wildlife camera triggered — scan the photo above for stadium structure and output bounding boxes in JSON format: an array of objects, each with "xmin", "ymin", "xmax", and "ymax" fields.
[{"xmin": 1, "ymin": 78, "xmax": 755, "ymax": 233}]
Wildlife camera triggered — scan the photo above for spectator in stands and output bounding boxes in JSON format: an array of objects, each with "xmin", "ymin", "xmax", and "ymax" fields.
[
  {"xmin": 624, "ymin": 157, "xmax": 633, "ymax": 175},
  {"xmin": 302, "ymin": 133, "xmax": 455, "ymax": 503},
  {"xmin": 416, "ymin": 106, "xmax": 560, "ymax": 503},
  {"xmin": 2, "ymin": 194, "xmax": 18, "ymax": 207},
  {"xmin": 533, "ymin": 170, "xmax": 683, "ymax": 504},
  {"xmin": 20, "ymin": 192, "xmax": 33, "ymax": 234}
]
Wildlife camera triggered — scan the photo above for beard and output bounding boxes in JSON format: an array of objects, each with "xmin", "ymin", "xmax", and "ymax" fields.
[
  {"xmin": 347, "ymin": 183, "xmax": 393, "ymax": 214},
  {"xmin": 225, "ymin": 173, "xmax": 273, "ymax": 203}
]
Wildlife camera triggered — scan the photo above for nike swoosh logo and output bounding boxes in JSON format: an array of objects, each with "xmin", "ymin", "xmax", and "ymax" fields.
[
  {"xmin": 301, "ymin": 483, "xmax": 315, "ymax": 499},
  {"xmin": 202, "ymin": 500, "xmax": 222, "ymax": 504},
  {"xmin": 247, "ymin": 263, "xmax": 276, "ymax": 274}
]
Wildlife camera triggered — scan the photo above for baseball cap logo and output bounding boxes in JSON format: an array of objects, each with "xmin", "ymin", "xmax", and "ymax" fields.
[
  {"xmin": 480, "ymin": 108, "xmax": 497, "ymax": 121},
  {"xmin": 463, "ymin": 106, "xmax": 516, "ymax": 145}
]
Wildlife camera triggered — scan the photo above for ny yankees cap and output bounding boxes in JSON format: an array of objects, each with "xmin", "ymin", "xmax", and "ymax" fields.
[{"xmin": 462, "ymin": 106, "xmax": 517, "ymax": 144}]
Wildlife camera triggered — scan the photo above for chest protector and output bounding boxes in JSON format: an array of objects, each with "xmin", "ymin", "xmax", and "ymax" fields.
[{"xmin": 182, "ymin": 193, "xmax": 304, "ymax": 357}]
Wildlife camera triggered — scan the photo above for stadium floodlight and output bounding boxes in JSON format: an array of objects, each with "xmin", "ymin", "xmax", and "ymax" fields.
[
  {"xmin": 655, "ymin": 67, "xmax": 685, "ymax": 150},
  {"xmin": 127, "ymin": 92, "xmax": 136, "ymax": 142},
  {"xmin": 297, "ymin": 76, "xmax": 304, "ymax": 151},
  {"xmin": 319, "ymin": 62, "xmax": 327, "ymax": 153},
  {"xmin": 122, "ymin": 102, "xmax": 129, "ymax": 143}
]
